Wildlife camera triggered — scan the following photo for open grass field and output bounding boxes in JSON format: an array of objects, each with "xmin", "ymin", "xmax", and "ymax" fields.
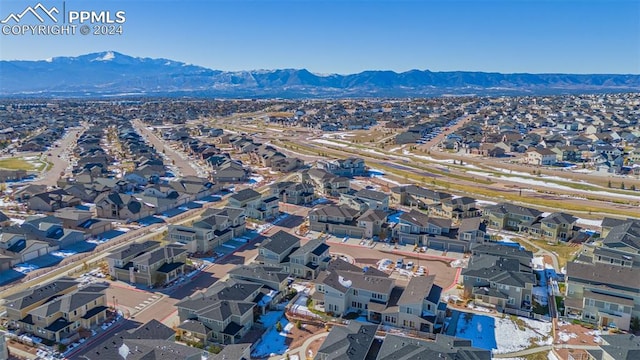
[{"xmin": 0, "ymin": 157, "xmax": 46, "ymax": 171}]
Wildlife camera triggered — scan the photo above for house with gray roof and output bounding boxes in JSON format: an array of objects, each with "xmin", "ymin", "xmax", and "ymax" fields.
[
  {"xmin": 587, "ymin": 334, "xmax": 640, "ymax": 360},
  {"xmin": 315, "ymin": 321, "xmax": 378, "ymax": 360},
  {"xmin": 483, "ymin": 202, "xmax": 543, "ymax": 231},
  {"xmin": 309, "ymin": 205, "xmax": 387, "ymax": 239},
  {"xmin": 394, "ymin": 209, "xmax": 451, "ymax": 246},
  {"xmin": 168, "ymin": 206, "xmax": 246, "ymax": 254},
  {"xmin": 228, "ymin": 264, "xmax": 290, "ymax": 293},
  {"xmin": 6, "ymin": 279, "xmax": 108, "ymax": 343},
  {"xmin": 462, "ymin": 245, "xmax": 536, "ymax": 314},
  {"xmin": 229, "ymin": 188, "xmax": 279, "ymax": 220},
  {"xmin": 289, "ymin": 237, "xmax": 331, "ymax": 279},
  {"xmin": 564, "ymin": 261, "xmax": 638, "ymax": 331},
  {"xmin": 95, "ymin": 191, "xmax": 156, "ymax": 221},
  {"xmin": 375, "ymin": 334, "xmax": 491, "ymax": 360},
  {"xmin": 107, "ymin": 241, "xmax": 187, "ymax": 287},
  {"xmin": 390, "ymin": 185, "xmax": 452, "ymax": 209},
  {"xmin": 314, "ymin": 260, "xmax": 394, "ymax": 317},
  {"xmin": 175, "ymin": 279, "xmax": 264, "ymax": 346},
  {"xmin": 339, "ymin": 189, "xmax": 389, "ymax": 212}
]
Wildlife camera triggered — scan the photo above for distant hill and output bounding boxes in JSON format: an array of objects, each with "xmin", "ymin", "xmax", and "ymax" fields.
[{"xmin": 1, "ymin": 51, "xmax": 639, "ymax": 98}]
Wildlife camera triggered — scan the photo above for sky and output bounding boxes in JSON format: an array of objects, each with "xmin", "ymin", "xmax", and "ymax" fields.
[{"xmin": 0, "ymin": 0, "xmax": 639, "ymax": 74}]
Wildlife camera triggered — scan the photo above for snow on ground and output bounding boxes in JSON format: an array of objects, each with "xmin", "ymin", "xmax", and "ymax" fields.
[
  {"xmin": 321, "ymin": 132, "xmax": 354, "ymax": 139},
  {"xmin": 467, "ymin": 171, "xmax": 640, "ymax": 200},
  {"xmin": 467, "ymin": 303, "xmax": 492, "ymax": 313},
  {"xmin": 587, "ymin": 330, "xmax": 604, "ymax": 343},
  {"xmin": 312, "ymin": 139, "xmax": 348, "ymax": 147},
  {"xmin": 10, "ymin": 218, "xmax": 25, "ymax": 225},
  {"xmin": 576, "ymin": 218, "xmax": 603, "ymax": 227},
  {"xmin": 476, "ymin": 199, "xmax": 498, "ymax": 206},
  {"xmin": 389, "ymin": 146, "xmax": 403, "ymax": 152},
  {"xmin": 494, "ymin": 316, "xmax": 552, "ymax": 354},
  {"xmin": 557, "ymin": 331, "xmax": 577, "ymax": 342},
  {"xmin": 252, "ymin": 311, "xmax": 291, "ymax": 358}
]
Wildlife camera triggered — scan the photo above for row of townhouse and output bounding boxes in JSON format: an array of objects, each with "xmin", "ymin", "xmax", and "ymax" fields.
[
  {"xmin": 228, "ymin": 188, "xmax": 280, "ymax": 220},
  {"xmin": 313, "ymin": 259, "xmax": 447, "ymax": 335},
  {"xmin": 483, "ymin": 202, "xmax": 580, "ymax": 243},
  {"xmin": 563, "ymin": 219, "xmax": 640, "ymax": 331},
  {"xmin": 4, "ymin": 278, "xmax": 109, "ymax": 343},
  {"xmin": 171, "ymin": 230, "xmax": 332, "ymax": 348},
  {"xmin": 255, "ymin": 230, "xmax": 331, "ymax": 279},
  {"xmin": 309, "ymin": 204, "xmax": 388, "ymax": 239},
  {"xmin": 269, "ymin": 181, "xmax": 316, "ymax": 205},
  {"xmin": 168, "ymin": 206, "xmax": 246, "ymax": 254},
  {"xmin": 106, "ymin": 241, "xmax": 188, "ymax": 287},
  {"xmin": 394, "ymin": 209, "xmax": 487, "ymax": 252},
  {"xmin": 316, "ymin": 325, "xmax": 491, "ymax": 360},
  {"xmin": 461, "ymin": 245, "xmax": 536, "ymax": 315}
]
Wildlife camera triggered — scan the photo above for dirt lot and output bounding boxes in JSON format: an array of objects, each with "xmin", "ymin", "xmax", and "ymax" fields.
[{"xmin": 286, "ymin": 322, "xmax": 325, "ymax": 349}]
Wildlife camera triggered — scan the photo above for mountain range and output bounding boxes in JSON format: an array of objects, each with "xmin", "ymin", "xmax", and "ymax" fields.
[{"xmin": 2, "ymin": 51, "xmax": 639, "ymax": 98}]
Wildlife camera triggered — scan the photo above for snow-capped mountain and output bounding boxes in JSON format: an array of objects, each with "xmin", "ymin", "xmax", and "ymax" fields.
[{"xmin": 1, "ymin": 51, "xmax": 639, "ymax": 97}]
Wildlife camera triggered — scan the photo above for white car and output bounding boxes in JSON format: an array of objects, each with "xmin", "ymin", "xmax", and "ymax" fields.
[{"xmin": 405, "ymin": 262, "xmax": 414, "ymax": 271}]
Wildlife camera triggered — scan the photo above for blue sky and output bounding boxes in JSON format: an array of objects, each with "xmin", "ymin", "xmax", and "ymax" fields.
[{"xmin": 1, "ymin": 0, "xmax": 638, "ymax": 74}]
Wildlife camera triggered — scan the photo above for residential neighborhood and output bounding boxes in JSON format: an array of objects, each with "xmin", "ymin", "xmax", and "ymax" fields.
[{"xmin": 0, "ymin": 95, "xmax": 638, "ymax": 360}]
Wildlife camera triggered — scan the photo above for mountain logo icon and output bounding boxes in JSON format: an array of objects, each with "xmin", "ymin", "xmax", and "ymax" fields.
[{"xmin": 1, "ymin": 3, "xmax": 59, "ymax": 24}]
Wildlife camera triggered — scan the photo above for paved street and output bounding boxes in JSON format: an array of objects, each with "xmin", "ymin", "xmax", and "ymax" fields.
[
  {"xmin": 132, "ymin": 119, "xmax": 198, "ymax": 177},
  {"xmin": 32, "ymin": 125, "xmax": 86, "ymax": 185}
]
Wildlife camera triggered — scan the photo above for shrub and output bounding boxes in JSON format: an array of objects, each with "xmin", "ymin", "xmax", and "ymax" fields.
[
  {"xmin": 275, "ymin": 321, "xmax": 283, "ymax": 332},
  {"xmin": 296, "ymin": 320, "xmax": 302, "ymax": 329}
]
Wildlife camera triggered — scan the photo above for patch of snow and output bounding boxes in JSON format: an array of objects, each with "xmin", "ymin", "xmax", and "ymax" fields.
[
  {"xmin": 576, "ymin": 218, "xmax": 603, "ymax": 227},
  {"xmin": 338, "ymin": 276, "xmax": 352, "ymax": 288},
  {"xmin": 557, "ymin": 331, "xmax": 577, "ymax": 342},
  {"xmin": 494, "ymin": 316, "xmax": 552, "ymax": 354},
  {"xmin": 312, "ymin": 139, "xmax": 348, "ymax": 147}
]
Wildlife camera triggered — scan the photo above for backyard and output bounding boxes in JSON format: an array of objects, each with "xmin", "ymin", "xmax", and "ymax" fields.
[{"xmin": 0, "ymin": 156, "xmax": 47, "ymax": 171}]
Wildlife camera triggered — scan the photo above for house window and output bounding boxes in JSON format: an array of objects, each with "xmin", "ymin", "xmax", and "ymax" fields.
[
  {"xmin": 508, "ymin": 297, "xmax": 515, "ymax": 305},
  {"xmin": 352, "ymin": 289, "xmax": 358, "ymax": 296},
  {"xmin": 406, "ymin": 307, "xmax": 413, "ymax": 315}
]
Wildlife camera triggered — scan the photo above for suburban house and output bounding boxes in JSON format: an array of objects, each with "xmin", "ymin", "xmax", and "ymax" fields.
[
  {"xmin": 228, "ymin": 264, "xmax": 290, "ymax": 293},
  {"xmin": 315, "ymin": 321, "xmax": 378, "ymax": 360},
  {"xmin": 564, "ymin": 262, "xmax": 637, "ymax": 331},
  {"xmin": 288, "ymin": 238, "xmax": 331, "ymax": 279},
  {"xmin": 53, "ymin": 208, "xmax": 113, "ymax": 236},
  {"xmin": 523, "ymin": 147, "xmax": 557, "ymax": 166},
  {"xmin": 27, "ymin": 190, "xmax": 82, "ymax": 212},
  {"xmin": 94, "ymin": 192, "xmax": 156, "ymax": 221},
  {"xmin": 106, "ymin": 241, "xmax": 188, "ymax": 287},
  {"xmin": 394, "ymin": 209, "xmax": 451, "ymax": 246},
  {"xmin": 228, "ymin": 188, "xmax": 279, "ymax": 220},
  {"xmin": 430, "ymin": 196, "xmax": 481, "ymax": 220},
  {"xmin": 586, "ymin": 334, "xmax": 640, "ymax": 360},
  {"xmin": 79, "ymin": 320, "xmax": 205, "ymax": 360},
  {"xmin": 4, "ymin": 278, "xmax": 109, "ymax": 343},
  {"xmin": 375, "ymin": 334, "xmax": 491, "ymax": 360},
  {"xmin": 256, "ymin": 230, "xmax": 301, "ymax": 270},
  {"xmin": 314, "ymin": 260, "xmax": 394, "ymax": 317},
  {"xmin": 538, "ymin": 212, "xmax": 578, "ymax": 242},
  {"xmin": 393, "ymin": 275, "xmax": 445, "ymax": 334},
  {"xmin": 390, "ymin": 185, "xmax": 452, "ymax": 209},
  {"xmin": 483, "ymin": 202, "xmax": 543, "ymax": 231},
  {"xmin": 462, "ymin": 245, "xmax": 536, "ymax": 315},
  {"xmin": 175, "ymin": 279, "xmax": 262, "ymax": 346},
  {"xmin": 339, "ymin": 189, "xmax": 389, "ymax": 212},
  {"xmin": 309, "ymin": 205, "xmax": 388, "ymax": 239},
  {"xmin": 316, "ymin": 157, "xmax": 366, "ymax": 177},
  {"xmin": 212, "ymin": 161, "xmax": 249, "ymax": 183},
  {"xmin": 270, "ymin": 181, "xmax": 316, "ymax": 205},
  {"xmin": 302, "ymin": 168, "xmax": 351, "ymax": 197},
  {"xmin": 168, "ymin": 206, "xmax": 246, "ymax": 254}
]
